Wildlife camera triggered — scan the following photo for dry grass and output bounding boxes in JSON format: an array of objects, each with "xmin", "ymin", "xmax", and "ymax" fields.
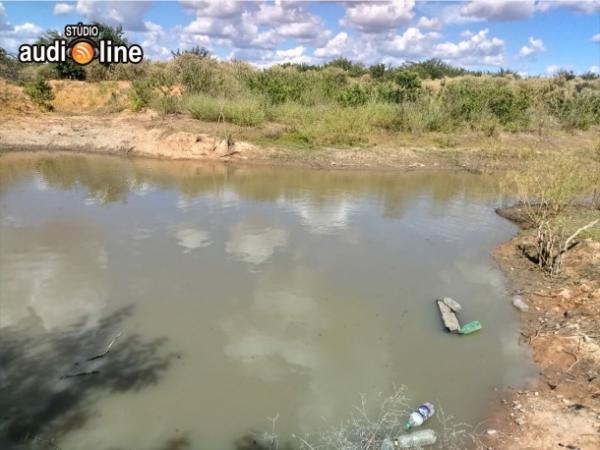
[{"xmin": 50, "ymin": 80, "xmax": 130, "ymax": 113}]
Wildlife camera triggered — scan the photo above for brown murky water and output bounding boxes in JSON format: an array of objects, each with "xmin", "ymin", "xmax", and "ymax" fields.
[{"xmin": 0, "ymin": 153, "xmax": 535, "ymax": 450}]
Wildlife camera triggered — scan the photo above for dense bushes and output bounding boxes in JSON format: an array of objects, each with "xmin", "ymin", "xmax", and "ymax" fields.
[
  {"xmin": 152, "ymin": 56, "xmax": 599, "ymax": 140},
  {"xmin": 184, "ymin": 93, "xmax": 266, "ymax": 126},
  {"xmin": 3, "ymin": 42, "xmax": 599, "ymax": 145},
  {"xmin": 442, "ymin": 77, "xmax": 531, "ymax": 130}
]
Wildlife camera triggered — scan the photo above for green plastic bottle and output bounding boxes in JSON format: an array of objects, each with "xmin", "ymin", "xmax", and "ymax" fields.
[{"xmin": 459, "ymin": 320, "xmax": 482, "ymax": 335}]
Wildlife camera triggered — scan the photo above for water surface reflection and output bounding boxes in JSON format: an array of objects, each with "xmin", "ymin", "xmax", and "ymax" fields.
[{"xmin": 0, "ymin": 152, "xmax": 534, "ymax": 450}]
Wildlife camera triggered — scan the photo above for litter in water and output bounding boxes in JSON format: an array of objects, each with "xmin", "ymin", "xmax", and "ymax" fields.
[
  {"xmin": 405, "ymin": 402, "xmax": 435, "ymax": 430},
  {"xmin": 459, "ymin": 320, "xmax": 482, "ymax": 335}
]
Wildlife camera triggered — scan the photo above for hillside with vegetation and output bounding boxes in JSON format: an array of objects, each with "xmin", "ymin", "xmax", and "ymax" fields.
[{"xmin": 2, "ymin": 37, "xmax": 600, "ymax": 150}]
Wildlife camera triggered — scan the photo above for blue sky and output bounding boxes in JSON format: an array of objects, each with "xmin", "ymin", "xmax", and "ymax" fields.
[{"xmin": 1, "ymin": 1, "xmax": 599, "ymax": 75}]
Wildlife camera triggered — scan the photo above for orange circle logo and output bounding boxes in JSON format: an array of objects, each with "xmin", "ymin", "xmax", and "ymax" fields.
[{"xmin": 71, "ymin": 41, "xmax": 95, "ymax": 65}]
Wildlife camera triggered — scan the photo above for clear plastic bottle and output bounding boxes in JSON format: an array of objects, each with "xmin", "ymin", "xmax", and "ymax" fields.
[
  {"xmin": 405, "ymin": 402, "xmax": 435, "ymax": 430},
  {"xmin": 380, "ymin": 437, "xmax": 395, "ymax": 450},
  {"xmin": 396, "ymin": 429, "xmax": 437, "ymax": 448}
]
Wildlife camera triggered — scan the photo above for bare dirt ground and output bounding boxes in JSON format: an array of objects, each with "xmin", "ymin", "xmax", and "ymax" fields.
[
  {"xmin": 0, "ymin": 110, "xmax": 472, "ymax": 170},
  {"xmin": 483, "ymin": 217, "xmax": 600, "ymax": 450}
]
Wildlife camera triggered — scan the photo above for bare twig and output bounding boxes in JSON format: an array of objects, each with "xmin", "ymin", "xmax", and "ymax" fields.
[{"xmin": 87, "ymin": 332, "xmax": 122, "ymax": 361}]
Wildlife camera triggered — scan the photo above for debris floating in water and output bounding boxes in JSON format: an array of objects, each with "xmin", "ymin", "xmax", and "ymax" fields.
[
  {"xmin": 441, "ymin": 296, "xmax": 462, "ymax": 312},
  {"xmin": 459, "ymin": 320, "xmax": 482, "ymax": 335},
  {"xmin": 436, "ymin": 299, "xmax": 461, "ymax": 333},
  {"xmin": 436, "ymin": 297, "xmax": 481, "ymax": 335},
  {"xmin": 395, "ymin": 429, "xmax": 437, "ymax": 448},
  {"xmin": 405, "ymin": 402, "xmax": 435, "ymax": 430}
]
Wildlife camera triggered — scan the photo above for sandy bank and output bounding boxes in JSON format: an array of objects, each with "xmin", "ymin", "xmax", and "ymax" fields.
[
  {"xmin": 1, "ymin": 110, "xmax": 597, "ymax": 173},
  {"xmin": 484, "ymin": 213, "xmax": 600, "ymax": 450}
]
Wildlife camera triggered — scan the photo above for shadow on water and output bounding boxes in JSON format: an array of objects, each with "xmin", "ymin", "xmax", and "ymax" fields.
[
  {"xmin": 233, "ymin": 433, "xmax": 295, "ymax": 450},
  {"xmin": 0, "ymin": 306, "xmax": 180, "ymax": 449}
]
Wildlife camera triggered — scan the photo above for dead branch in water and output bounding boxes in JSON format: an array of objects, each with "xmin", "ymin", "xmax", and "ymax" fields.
[
  {"xmin": 60, "ymin": 370, "xmax": 100, "ymax": 380},
  {"xmin": 86, "ymin": 332, "xmax": 122, "ymax": 362}
]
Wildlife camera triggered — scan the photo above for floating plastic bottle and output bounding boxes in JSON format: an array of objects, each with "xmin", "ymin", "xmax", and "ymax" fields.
[
  {"xmin": 459, "ymin": 320, "xmax": 482, "ymax": 335},
  {"xmin": 405, "ymin": 402, "xmax": 435, "ymax": 430},
  {"xmin": 395, "ymin": 429, "xmax": 437, "ymax": 448},
  {"xmin": 380, "ymin": 437, "xmax": 395, "ymax": 450}
]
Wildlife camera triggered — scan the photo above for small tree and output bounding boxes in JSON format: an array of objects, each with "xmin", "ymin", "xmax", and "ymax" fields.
[
  {"xmin": 37, "ymin": 30, "xmax": 86, "ymax": 79},
  {"xmin": 508, "ymin": 156, "xmax": 599, "ymax": 276},
  {"xmin": 369, "ymin": 63, "xmax": 385, "ymax": 80},
  {"xmin": 24, "ymin": 76, "xmax": 54, "ymax": 111}
]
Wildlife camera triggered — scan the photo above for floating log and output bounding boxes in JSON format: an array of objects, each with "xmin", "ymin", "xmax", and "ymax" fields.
[{"xmin": 436, "ymin": 300, "xmax": 460, "ymax": 333}]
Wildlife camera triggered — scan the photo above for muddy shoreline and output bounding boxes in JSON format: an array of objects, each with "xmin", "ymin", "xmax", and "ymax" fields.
[{"xmin": 484, "ymin": 215, "xmax": 600, "ymax": 450}]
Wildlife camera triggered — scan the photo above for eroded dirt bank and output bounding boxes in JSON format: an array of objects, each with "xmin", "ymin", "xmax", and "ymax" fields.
[
  {"xmin": 1, "ymin": 109, "xmax": 598, "ymax": 173},
  {"xmin": 0, "ymin": 111, "xmax": 264, "ymax": 161},
  {"xmin": 0, "ymin": 111, "xmax": 488, "ymax": 171},
  {"xmin": 484, "ymin": 219, "xmax": 600, "ymax": 450}
]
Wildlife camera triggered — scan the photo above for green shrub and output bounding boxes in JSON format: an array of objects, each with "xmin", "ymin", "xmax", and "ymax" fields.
[
  {"xmin": 24, "ymin": 76, "xmax": 54, "ymax": 111},
  {"xmin": 151, "ymin": 95, "xmax": 181, "ymax": 115},
  {"xmin": 442, "ymin": 77, "xmax": 531, "ymax": 129},
  {"xmin": 245, "ymin": 66, "xmax": 308, "ymax": 104},
  {"xmin": 184, "ymin": 94, "xmax": 265, "ymax": 126},
  {"xmin": 337, "ymin": 83, "xmax": 371, "ymax": 106},
  {"xmin": 167, "ymin": 54, "xmax": 242, "ymax": 97},
  {"xmin": 222, "ymin": 95, "xmax": 266, "ymax": 126},
  {"xmin": 394, "ymin": 70, "xmax": 422, "ymax": 101},
  {"xmin": 128, "ymin": 79, "xmax": 153, "ymax": 111},
  {"xmin": 184, "ymin": 94, "xmax": 223, "ymax": 121}
]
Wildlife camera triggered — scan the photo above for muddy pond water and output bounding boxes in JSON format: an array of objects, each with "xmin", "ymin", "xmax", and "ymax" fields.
[{"xmin": 0, "ymin": 152, "xmax": 536, "ymax": 450}]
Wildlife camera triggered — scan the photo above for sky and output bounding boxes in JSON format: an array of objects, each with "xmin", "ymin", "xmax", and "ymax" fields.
[{"xmin": 0, "ymin": 1, "xmax": 599, "ymax": 75}]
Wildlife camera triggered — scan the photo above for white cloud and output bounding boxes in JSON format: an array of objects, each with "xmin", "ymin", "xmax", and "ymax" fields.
[
  {"xmin": 225, "ymin": 222, "xmax": 288, "ymax": 265},
  {"xmin": 181, "ymin": 0, "xmax": 246, "ymax": 18},
  {"xmin": 314, "ymin": 25, "xmax": 506, "ymax": 69},
  {"xmin": 53, "ymin": 2, "xmax": 75, "ymax": 15},
  {"xmin": 255, "ymin": 1, "xmax": 329, "ymax": 44},
  {"xmin": 0, "ymin": 227, "xmax": 108, "ymax": 331},
  {"xmin": 0, "ymin": 3, "xmax": 43, "ymax": 54},
  {"xmin": 589, "ymin": 65, "xmax": 600, "ymax": 74},
  {"xmin": 417, "ymin": 16, "xmax": 442, "ymax": 30},
  {"xmin": 170, "ymin": 225, "xmax": 212, "ymax": 253},
  {"xmin": 519, "ymin": 36, "xmax": 545, "ymax": 57},
  {"xmin": 383, "ymin": 27, "xmax": 441, "ymax": 58},
  {"xmin": 461, "ymin": 0, "xmax": 535, "ymax": 21},
  {"xmin": 12, "ymin": 22, "xmax": 43, "ymax": 36},
  {"xmin": 231, "ymin": 45, "xmax": 313, "ymax": 68},
  {"xmin": 435, "ymin": 29, "xmax": 505, "ymax": 66},
  {"xmin": 180, "ymin": 0, "xmax": 328, "ymax": 58},
  {"xmin": 314, "ymin": 32, "xmax": 383, "ymax": 65},
  {"xmin": 73, "ymin": 0, "xmax": 152, "ymax": 31},
  {"xmin": 314, "ymin": 32, "xmax": 352, "ymax": 59},
  {"xmin": 341, "ymin": 0, "xmax": 415, "ymax": 33},
  {"xmin": 137, "ymin": 21, "xmax": 172, "ymax": 60},
  {"xmin": 537, "ymin": 0, "xmax": 600, "ymax": 14},
  {"xmin": 592, "ymin": 33, "xmax": 600, "ymax": 43},
  {"xmin": 546, "ymin": 64, "xmax": 560, "ymax": 75},
  {"xmin": 282, "ymin": 196, "xmax": 357, "ymax": 235}
]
